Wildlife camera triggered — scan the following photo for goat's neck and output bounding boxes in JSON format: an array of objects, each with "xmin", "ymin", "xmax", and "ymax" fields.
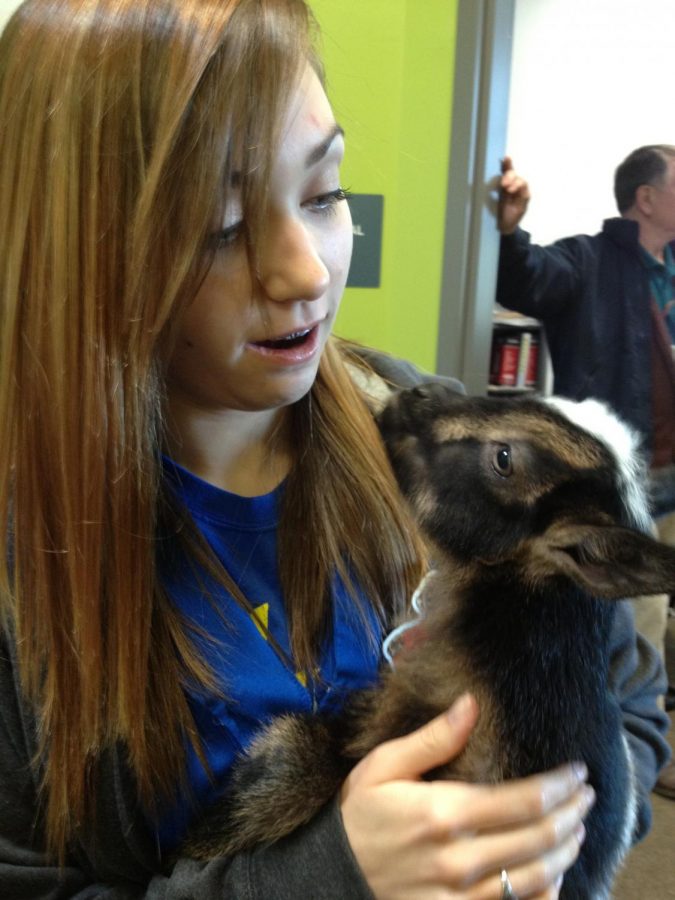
[
  {"xmin": 426, "ymin": 562, "xmax": 616, "ymax": 705},
  {"xmin": 419, "ymin": 565, "xmax": 619, "ymax": 778}
]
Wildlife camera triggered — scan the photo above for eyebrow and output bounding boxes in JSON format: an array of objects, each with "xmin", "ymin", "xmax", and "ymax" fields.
[
  {"xmin": 305, "ymin": 124, "xmax": 344, "ymax": 168},
  {"xmin": 226, "ymin": 124, "xmax": 345, "ymax": 189}
]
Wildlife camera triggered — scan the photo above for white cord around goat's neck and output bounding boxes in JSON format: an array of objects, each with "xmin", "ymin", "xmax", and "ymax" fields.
[{"xmin": 382, "ymin": 570, "xmax": 432, "ymax": 669}]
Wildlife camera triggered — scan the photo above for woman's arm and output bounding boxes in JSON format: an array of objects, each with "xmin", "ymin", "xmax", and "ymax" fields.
[
  {"xmin": 0, "ymin": 638, "xmax": 591, "ymax": 900},
  {"xmin": 0, "ymin": 636, "xmax": 375, "ymax": 900},
  {"xmin": 1, "ymin": 637, "xmax": 596, "ymax": 900}
]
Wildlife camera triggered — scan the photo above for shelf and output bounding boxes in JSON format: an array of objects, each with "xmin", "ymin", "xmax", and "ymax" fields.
[
  {"xmin": 492, "ymin": 310, "xmax": 542, "ymax": 329},
  {"xmin": 488, "ymin": 307, "xmax": 550, "ymax": 397},
  {"xmin": 487, "ymin": 384, "xmax": 537, "ymax": 395}
]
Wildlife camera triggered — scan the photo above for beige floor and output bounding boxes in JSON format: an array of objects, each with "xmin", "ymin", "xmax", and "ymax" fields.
[{"xmin": 614, "ymin": 612, "xmax": 675, "ymax": 900}]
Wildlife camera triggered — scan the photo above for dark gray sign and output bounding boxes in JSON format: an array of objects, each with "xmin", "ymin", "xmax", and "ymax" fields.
[{"xmin": 346, "ymin": 193, "xmax": 384, "ymax": 288}]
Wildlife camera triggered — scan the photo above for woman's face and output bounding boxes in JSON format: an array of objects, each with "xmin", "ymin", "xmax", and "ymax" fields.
[{"xmin": 166, "ymin": 66, "xmax": 353, "ymax": 417}]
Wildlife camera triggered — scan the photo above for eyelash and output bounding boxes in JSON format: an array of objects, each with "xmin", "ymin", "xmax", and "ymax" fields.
[
  {"xmin": 210, "ymin": 187, "xmax": 352, "ymax": 249},
  {"xmin": 308, "ymin": 186, "xmax": 352, "ymax": 214},
  {"xmin": 210, "ymin": 222, "xmax": 243, "ymax": 250}
]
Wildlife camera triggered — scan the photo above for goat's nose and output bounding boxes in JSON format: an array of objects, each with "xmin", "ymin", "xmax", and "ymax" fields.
[{"xmin": 411, "ymin": 384, "xmax": 434, "ymax": 399}]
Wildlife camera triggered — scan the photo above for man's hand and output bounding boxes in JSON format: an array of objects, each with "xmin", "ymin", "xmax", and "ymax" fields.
[{"xmin": 498, "ymin": 156, "xmax": 531, "ymax": 235}]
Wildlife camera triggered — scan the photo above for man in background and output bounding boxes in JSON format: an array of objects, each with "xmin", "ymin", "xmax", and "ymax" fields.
[{"xmin": 496, "ymin": 145, "xmax": 675, "ymax": 800}]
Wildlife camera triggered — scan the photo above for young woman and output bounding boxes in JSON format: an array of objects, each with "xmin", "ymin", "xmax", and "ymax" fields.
[{"xmin": 0, "ymin": 1, "xmax": 668, "ymax": 897}]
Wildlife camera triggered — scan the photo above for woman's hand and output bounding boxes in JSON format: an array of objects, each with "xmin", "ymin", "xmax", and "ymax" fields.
[{"xmin": 340, "ymin": 694, "xmax": 593, "ymax": 899}]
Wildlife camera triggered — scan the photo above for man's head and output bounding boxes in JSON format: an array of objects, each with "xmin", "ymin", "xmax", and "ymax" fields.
[
  {"xmin": 614, "ymin": 145, "xmax": 675, "ymax": 212},
  {"xmin": 614, "ymin": 145, "xmax": 675, "ymax": 250}
]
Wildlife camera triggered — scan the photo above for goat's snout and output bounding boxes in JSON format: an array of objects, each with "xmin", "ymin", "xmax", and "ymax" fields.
[
  {"xmin": 407, "ymin": 382, "xmax": 459, "ymax": 407},
  {"xmin": 385, "ymin": 383, "xmax": 463, "ymax": 426},
  {"xmin": 376, "ymin": 391, "xmax": 420, "ymax": 442},
  {"xmin": 377, "ymin": 384, "xmax": 465, "ymax": 457},
  {"xmin": 410, "ymin": 384, "xmax": 434, "ymax": 399}
]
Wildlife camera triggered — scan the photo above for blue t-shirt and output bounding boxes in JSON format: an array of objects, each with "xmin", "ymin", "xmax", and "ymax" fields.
[{"xmin": 155, "ymin": 459, "xmax": 383, "ymax": 849}]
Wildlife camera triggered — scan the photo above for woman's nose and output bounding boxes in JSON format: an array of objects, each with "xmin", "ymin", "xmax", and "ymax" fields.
[{"xmin": 256, "ymin": 214, "xmax": 330, "ymax": 302}]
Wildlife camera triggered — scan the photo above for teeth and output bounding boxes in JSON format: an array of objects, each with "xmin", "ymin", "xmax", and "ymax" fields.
[
  {"xmin": 284, "ymin": 329, "xmax": 310, "ymax": 341},
  {"xmin": 256, "ymin": 327, "xmax": 312, "ymax": 349}
]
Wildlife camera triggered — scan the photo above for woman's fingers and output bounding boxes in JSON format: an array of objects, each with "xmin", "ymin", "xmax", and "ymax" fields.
[
  {"xmin": 430, "ymin": 785, "xmax": 593, "ymax": 890},
  {"xmin": 381, "ymin": 763, "xmax": 590, "ymax": 846},
  {"xmin": 459, "ymin": 828, "xmax": 582, "ymax": 900},
  {"xmin": 436, "ymin": 763, "xmax": 590, "ymax": 834}
]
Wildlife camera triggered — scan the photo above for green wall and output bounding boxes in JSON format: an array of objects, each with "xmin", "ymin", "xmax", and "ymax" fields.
[{"xmin": 310, "ymin": 0, "xmax": 458, "ymax": 371}]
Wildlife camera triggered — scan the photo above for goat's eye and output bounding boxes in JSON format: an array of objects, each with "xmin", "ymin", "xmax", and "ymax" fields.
[{"xmin": 492, "ymin": 444, "xmax": 512, "ymax": 476}]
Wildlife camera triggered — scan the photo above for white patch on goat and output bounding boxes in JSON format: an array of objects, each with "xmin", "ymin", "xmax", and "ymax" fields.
[
  {"xmin": 617, "ymin": 733, "xmax": 638, "ymax": 871},
  {"xmin": 543, "ymin": 397, "xmax": 650, "ymax": 532},
  {"xmin": 588, "ymin": 732, "xmax": 637, "ymax": 900}
]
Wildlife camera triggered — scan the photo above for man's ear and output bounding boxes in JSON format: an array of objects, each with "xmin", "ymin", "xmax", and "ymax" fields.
[{"xmin": 634, "ymin": 183, "xmax": 653, "ymax": 216}]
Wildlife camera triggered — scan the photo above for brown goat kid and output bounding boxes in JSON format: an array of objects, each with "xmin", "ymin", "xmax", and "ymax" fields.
[{"xmin": 184, "ymin": 383, "xmax": 675, "ymax": 898}]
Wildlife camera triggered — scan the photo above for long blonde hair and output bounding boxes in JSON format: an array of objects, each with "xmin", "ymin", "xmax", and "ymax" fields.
[{"xmin": 0, "ymin": 0, "xmax": 425, "ymax": 859}]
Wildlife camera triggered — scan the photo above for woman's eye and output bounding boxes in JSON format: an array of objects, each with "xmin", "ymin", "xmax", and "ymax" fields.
[
  {"xmin": 210, "ymin": 221, "xmax": 244, "ymax": 250},
  {"xmin": 492, "ymin": 444, "xmax": 513, "ymax": 476},
  {"xmin": 307, "ymin": 187, "xmax": 352, "ymax": 214}
]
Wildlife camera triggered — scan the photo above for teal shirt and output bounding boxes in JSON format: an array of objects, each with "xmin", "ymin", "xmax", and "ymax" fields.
[{"xmin": 641, "ymin": 243, "xmax": 675, "ymax": 340}]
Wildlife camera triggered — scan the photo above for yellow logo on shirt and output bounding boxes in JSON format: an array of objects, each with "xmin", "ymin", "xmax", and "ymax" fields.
[{"xmin": 251, "ymin": 603, "xmax": 308, "ymax": 687}]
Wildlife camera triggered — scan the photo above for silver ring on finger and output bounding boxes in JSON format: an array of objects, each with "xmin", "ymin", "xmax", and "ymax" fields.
[{"xmin": 500, "ymin": 868, "xmax": 519, "ymax": 900}]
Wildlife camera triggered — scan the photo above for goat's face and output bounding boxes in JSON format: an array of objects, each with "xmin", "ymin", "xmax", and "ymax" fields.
[{"xmin": 377, "ymin": 383, "xmax": 675, "ymax": 599}]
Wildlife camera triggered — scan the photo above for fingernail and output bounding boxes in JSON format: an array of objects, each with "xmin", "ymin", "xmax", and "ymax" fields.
[
  {"xmin": 583, "ymin": 785, "xmax": 596, "ymax": 811},
  {"xmin": 447, "ymin": 693, "xmax": 472, "ymax": 722},
  {"xmin": 571, "ymin": 761, "xmax": 588, "ymax": 783},
  {"xmin": 576, "ymin": 823, "xmax": 586, "ymax": 844}
]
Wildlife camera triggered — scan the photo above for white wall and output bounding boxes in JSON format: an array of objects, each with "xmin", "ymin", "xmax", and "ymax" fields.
[{"xmin": 506, "ymin": 0, "xmax": 675, "ymax": 244}]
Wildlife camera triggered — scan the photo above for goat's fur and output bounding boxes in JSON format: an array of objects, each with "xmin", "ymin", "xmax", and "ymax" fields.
[{"xmin": 182, "ymin": 384, "xmax": 675, "ymax": 899}]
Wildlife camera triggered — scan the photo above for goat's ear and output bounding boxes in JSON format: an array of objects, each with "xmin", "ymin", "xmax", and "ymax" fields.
[{"xmin": 529, "ymin": 524, "xmax": 675, "ymax": 599}]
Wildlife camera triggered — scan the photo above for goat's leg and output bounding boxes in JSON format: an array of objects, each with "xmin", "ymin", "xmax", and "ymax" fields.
[{"xmin": 182, "ymin": 714, "xmax": 350, "ymax": 858}]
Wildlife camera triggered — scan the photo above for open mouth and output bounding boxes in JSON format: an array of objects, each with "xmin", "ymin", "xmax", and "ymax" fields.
[{"xmin": 253, "ymin": 327, "xmax": 314, "ymax": 350}]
